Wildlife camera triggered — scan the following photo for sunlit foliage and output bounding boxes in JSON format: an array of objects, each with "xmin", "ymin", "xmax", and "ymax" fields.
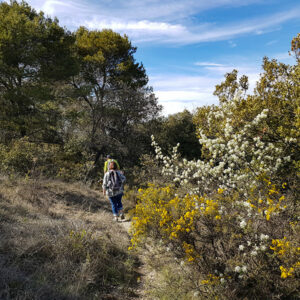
[{"xmin": 129, "ymin": 34, "xmax": 300, "ymax": 299}]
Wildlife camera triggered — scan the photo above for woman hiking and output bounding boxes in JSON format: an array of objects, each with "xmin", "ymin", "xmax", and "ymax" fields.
[{"xmin": 102, "ymin": 160, "xmax": 126, "ymax": 222}]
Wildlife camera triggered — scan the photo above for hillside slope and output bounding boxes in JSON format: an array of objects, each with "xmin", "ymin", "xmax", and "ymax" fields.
[{"xmin": 0, "ymin": 177, "xmax": 141, "ymax": 300}]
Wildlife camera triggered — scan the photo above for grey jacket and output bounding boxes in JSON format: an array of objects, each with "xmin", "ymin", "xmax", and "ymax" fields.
[{"xmin": 102, "ymin": 170, "xmax": 126, "ymax": 197}]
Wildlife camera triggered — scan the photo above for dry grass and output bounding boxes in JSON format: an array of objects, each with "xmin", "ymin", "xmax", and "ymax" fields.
[{"xmin": 0, "ymin": 176, "xmax": 141, "ymax": 299}]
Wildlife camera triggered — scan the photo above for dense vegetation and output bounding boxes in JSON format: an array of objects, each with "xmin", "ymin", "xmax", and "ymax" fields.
[
  {"xmin": 129, "ymin": 34, "xmax": 300, "ymax": 299},
  {"xmin": 0, "ymin": 1, "xmax": 299, "ymax": 299}
]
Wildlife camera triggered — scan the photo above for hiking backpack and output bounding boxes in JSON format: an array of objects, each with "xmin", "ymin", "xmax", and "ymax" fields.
[{"xmin": 108, "ymin": 170, "xmax": 122, "ymax": 192}]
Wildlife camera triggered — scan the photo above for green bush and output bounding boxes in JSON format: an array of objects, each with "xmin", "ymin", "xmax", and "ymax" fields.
[
  {"xmin": 0, "ymin": 137, "xmax": 60, "ymax": 176},
  {"xmin": 0, "ymin": 137, "xmax": 97, "ymax": 182}
]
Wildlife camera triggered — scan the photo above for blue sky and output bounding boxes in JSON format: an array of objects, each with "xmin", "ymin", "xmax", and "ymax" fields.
[{"xmin": 8, "ymin": 0, "xmax": 300, "ymax": 115}]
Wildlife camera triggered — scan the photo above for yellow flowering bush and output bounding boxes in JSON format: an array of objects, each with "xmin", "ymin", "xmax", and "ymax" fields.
[{"xmin": 130, "ymin": 181, "xmax": 299, "ymax": 298}]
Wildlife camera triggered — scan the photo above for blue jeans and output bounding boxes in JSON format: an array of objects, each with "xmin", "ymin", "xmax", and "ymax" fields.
[{"xmin": 109, "ymin": 193, "xmax": 123, "ymax": 216}]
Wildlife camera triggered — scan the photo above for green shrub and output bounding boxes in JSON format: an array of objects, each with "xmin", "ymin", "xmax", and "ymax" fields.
[
  {"xmin": 0, "ymin": 137, "xmax": 96, "ymax": 182},
  {"xmin": 0, "ymin": 137, "xmax": 60, "ymax": 176}
]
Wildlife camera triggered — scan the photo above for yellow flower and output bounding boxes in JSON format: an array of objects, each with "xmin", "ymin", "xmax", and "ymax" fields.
[
  {"xmin": 171, "ymin": 232, "xmax": 178, "ymax": 238},
  {"xmin": 281, "ymin": 271, "xmax": 288, "ymax": 279},
  {"xmin": 280, "ymin": 266, "xmax": 294, "ymax": 278}
]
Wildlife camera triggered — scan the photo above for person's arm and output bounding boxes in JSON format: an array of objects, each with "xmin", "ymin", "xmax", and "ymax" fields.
[
  {"xmin": 118, "ymin": 171, "xmax": 126, "ymax": 184},
  {"xmin": 102, "ymin": 173, "xmax": 108, "ymax": 196},
  {"xmin": 104, "ymin": 161, "xmax": 108, "ymax": 173}
]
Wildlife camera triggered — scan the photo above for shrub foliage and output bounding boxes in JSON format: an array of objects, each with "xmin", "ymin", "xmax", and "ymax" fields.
[{"xmin": 129, "ymin": 37, "xmax": 300, "ymax": 299}]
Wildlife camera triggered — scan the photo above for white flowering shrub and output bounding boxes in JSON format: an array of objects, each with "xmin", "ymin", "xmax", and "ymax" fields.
[{"xmin": 153, "ymin": 89, "xmax": 298, "ymax": 196}]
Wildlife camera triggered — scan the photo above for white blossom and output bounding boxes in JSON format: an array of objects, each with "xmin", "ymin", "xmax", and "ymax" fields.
[
  {"xmin": 260, "ymin": 245, "xmax": 267, "ymax": 251},
  {"xmin": 240, "ymin": 220, "xmax": 247, "ymax": 229},
  {"xmin": 193, "ymin": 291, "xmax": 200, "ymax": 297},
  {"xmin": 235, "ymin": 266, "xmax": 241, "ymax": 272},
  {"xmin": 239, "ymin": 245, "xmax": 245, "ymax": 251},
  {"xmin": 260, "ymin": 234, "xmax": 269, "ymax": 241},
  {"xmin": 220, "ymin": 278, "xmax": 226, "ymax": 284}
]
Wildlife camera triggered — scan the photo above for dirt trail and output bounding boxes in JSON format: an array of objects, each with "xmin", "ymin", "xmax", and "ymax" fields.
[
  {"xmin": 91, "ymin": 192, "xmax": 149, "ymax": 300},
  {"xmin": 119, "ymin": 217, "xmax": 131, "ymax": 232},
  {"xmin": 118, "ymin": 214, "xmax": 149, "ymax": 300},
  {"xmin": 52, "ymin": 191, "xmax": 149, "ymax": 299},
  {"xmin": 53, "ymin": 187, "xmax": 149, "ymax": 299}
]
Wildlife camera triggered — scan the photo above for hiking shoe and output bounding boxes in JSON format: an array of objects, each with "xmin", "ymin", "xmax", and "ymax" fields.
[
  {"xmin": 113, "ymin": 216, "xmax": 118, "ymax": 222},
  {"xmin": 120, "ymin": 213, "xmax": 125, "ymax": 220}
]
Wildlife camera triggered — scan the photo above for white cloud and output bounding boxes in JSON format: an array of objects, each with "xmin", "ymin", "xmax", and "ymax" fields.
[
  {"xmin": 34, "ymin": 0, "xmax": 264, "ymax": 23},
  {"xmin": 30, "ymin": 0, "xmax": 87, "ymax": 16},
  {"xmin": 41, "ymin": 0, "xmax": 79, "ymax": 15},
  {"xmin": 266, "ymin": 40, "xmax": 278, "ymax": 46},
  {"xmin": 149, "ymin": 58, "xmax": 263, "ymax": 115},
  {"xmin": 150, "ymin": 74, "xmax": 221, "ymax": 91},
  {"xmin": 160, "ymin": 98, "xmax": 217, "ymax": 116},
  {"xmin": 82, "ymin": 8, "xmax": 300, "ymax": 45},
  {"xmin": 195, "ymin": 62, "xmax": 225, "ymax": 67},
  {"xmin": 84, "ymin": 19, "xmax": 186, "ymax": 37},
  {"xmin": 272, "ymin": 52, "xmax": 293, "ymax": 61},
  {"xmin": 156, "ymin": 90, "xmax": 215, "ymax": 102},
  {"xmin": 23, "ymin": 0, "xmax": 300, "ymax": 46},
  {"xmin": 149, "ymin": 74, "xmax": 221, "ymax": 115},
  {"xmin": 157, "ymin": 9, "xmax": 300, "ymax": 45},
  {"xmin": 156, "ymin": 91, "xmax": 218, "ymax": 115},
  {"xmin": 194, "ymin": 60, "xmax": 261, "ymax": 77},
  {"xmin": 119, "ymin": 0, "xmax": 263, "ymax": 21}
]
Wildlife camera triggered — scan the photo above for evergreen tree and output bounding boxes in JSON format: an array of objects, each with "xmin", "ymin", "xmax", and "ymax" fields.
[
  {"xmin": 0, "ymin": 1, "xmax": 77, "ymax": 144},
  {"xmin": 71, "ymin": 27, "xmax": 161, "ymax": 164}
]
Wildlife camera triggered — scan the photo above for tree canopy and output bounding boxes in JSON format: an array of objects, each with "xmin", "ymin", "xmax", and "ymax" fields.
[
  {"xmin": 0, "ymin": 0, "xmax": 77, "ymax": 143},
  {"xmin": 68, "ymin": 27, "xmax": 161, "ymax": 166}
]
